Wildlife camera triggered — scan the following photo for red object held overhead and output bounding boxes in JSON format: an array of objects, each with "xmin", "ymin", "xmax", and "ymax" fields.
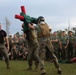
[
  {"xmin": 15, "ymin": 6, "xmax": 26, "ymax": 20},
  {"xmin": 15, "ymin": 14, "xmax": 24, "ymax": 20},
  {"xmin": 21, "ymin": 6, "xmax": 26, "ymax": 14}
]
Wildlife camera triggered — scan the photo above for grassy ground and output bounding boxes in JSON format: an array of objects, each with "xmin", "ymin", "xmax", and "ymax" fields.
[{"xmin": 0, "ymin": 60, "xmax": 76, "ymax": 75}]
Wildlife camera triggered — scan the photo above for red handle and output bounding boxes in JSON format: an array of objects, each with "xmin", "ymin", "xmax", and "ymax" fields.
[
  {"xmin": 21, "ymin": 6, "xmax": 26, "ymax": 14},
  {"xmin": 15, "ymin": 14, "xmax": 24, "ymax": 20}
]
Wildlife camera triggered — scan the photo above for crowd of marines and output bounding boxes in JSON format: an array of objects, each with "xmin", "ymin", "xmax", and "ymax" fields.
[{"xmin": 51, "ymin": 30, "xmax": 76, "ymax": 63}]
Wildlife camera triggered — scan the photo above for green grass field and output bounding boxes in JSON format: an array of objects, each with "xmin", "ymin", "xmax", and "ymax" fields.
[{"xmin": 0, "ymin": 60, "xmax": 76, "ymax": 75}]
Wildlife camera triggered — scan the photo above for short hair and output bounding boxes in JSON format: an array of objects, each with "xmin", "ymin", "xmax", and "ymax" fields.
[
  {"xmin": 62, "ymin": 31, "xmax": 65, "ymax": 33},
  {"xmin": 68, "ymin": 31, "xmax": 73, "ymax": 34}
]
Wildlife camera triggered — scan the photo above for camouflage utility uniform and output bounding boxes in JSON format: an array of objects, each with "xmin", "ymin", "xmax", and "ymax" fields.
[
  {"xmin": 59, "ymin": 32, "xmax": 69, "ymax": 62},
  {"xmin": 35, "ymin": 16, "xmax": 62, "ymax": 74},
  {"xmin": 51, "ymin": 32, "xmax": 60, "ymax": 59},
  {"xmin": 68, "ymin": 31, "xmax": 75, "ymax": 61},
  {"xmin": 22, "ymin": 22, "xmax": 42, "ymax": 72}
]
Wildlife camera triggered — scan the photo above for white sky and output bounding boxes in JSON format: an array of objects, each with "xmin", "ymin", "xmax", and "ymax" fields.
[{"xmin": 0, "ymin": 0, "xmax": 76, "ymax": 34}]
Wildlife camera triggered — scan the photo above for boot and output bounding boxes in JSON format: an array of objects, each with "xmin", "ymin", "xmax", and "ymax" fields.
[
  {"xmin": 35, "ymin": 62, "xmax": 39, "ymax": 72},
  {"xmin": 6, "ymin": 66, "xmax": 10, "ymax": 69},
  {"xmin": 57, "ymin": 68, "xmax": 62, "ymax": 74},
  {"xmin": 35, "ymin": 65, "xmax": 38, "ymax": 72},
  {"xmin": 40, "ymin": 69, "xmax": 46, "ymax": 75},
  {"xmin": 6, "ymin": 63, "xmax": 10, "ymax": 69},
  {"xmin": 26, "ymin": 66, "xmax": 32, "ymax": 71}
]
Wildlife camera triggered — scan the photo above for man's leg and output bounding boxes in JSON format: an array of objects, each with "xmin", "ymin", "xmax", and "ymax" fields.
[
  {"xmin": 1, "ymin": 46, "xmax": 10, "ymax": 69},
  {"xmin": 46, "ymin": 43, "xmax": 62, "ymax": 74}
]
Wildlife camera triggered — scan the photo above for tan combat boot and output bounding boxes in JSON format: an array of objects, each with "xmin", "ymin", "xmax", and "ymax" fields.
[
  {"xmin": 57, "ymin": 67, "xmax": 62, "ymax": 74},
  {"xmin": 35, "ymin": 63, "xmax": 39, "ymax": 72},
  {"xmin": 6, "ymin": 63, "xmax": 10, "ymax": 69},
  {"xmin": 40, "ymin": 69, "xmax": 46, "ymax": 75}
]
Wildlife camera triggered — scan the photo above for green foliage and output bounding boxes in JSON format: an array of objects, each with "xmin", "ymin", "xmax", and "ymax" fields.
[{"xmin": 0, "ymin": 61, "xmax": 76, "ymax": 75}]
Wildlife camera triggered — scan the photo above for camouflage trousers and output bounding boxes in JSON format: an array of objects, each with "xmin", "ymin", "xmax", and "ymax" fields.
[
  {"xmin": 53, "ymin": 44, "xmax": 60, "ymax": 59},
  {"xmin": 39, "ymin": 37, "xmax": 60, "ymax": 70},
  {"xmin": 27, "ymin": 41, "xmax": 40, "ymax": 67},
  {"xmin": 27, "ymin": 40, "xmax": 47, "ymax": 70},
  {"xmin": 46, "ymin": 40, "xmax": 60, "ymax": 69},
  {"xmin": 0, "ymin": 44, "xmax": 9, "ymax": 66},
  {"xmin": 61, "ymin": 44, "xmax": 67, "ymax": 60}
]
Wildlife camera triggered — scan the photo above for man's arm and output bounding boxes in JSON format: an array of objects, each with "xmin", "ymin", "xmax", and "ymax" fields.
[
  {"xmin": 28, "ymin": 23, "xmax": 35, "ymax": 29},
  {"xmin": 22, "ymin": 23, "xmax": 35, "ymax": 30},
  {"xmin": 59, "ymin": 39, "xmax": 62, "ymax": 49}
]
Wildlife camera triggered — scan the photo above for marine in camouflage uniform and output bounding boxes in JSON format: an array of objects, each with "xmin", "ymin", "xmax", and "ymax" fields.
[
  {"xmin": 59, "ymin": 31, "xmax": 69, "ymax": 62},
  {"xmin": 35, "ymin": 16, "xmax": 62, "ymax": 74},
  {"xmin": 68, "ymin": 31, "xmax": 75, "ymax": 61},
  {"xmin": 18, "ymin": 34, "xmax": 28, "ymax": 47},
  {"xmin": 0, "ymin": 24, "xmax": 10, "ymax": 69},
  {"xmin": 16, "ymin": 12, "xmax": 46, "ymax": 74},
  {"xmin": 51, "ymin": 32, "xmax": 60, "ymax": 59},
  {"xmin": 11, "ymin": 34, "xmax": 19, "ymax": 48},
  {"xmin": 18, "ymin": 43, "xmax": 26, "ymax": 60},
  {"xmin": 11, "ymin": 45, "xmax": 19, "ymax": 60},
  {"xmin": 22, "ymin": 22, "xmax": 45, "ymax": 74}
]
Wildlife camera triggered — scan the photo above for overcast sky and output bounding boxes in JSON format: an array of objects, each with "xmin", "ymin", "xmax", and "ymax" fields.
[{"xmin": 0, "ymin": 0, "xmax": 76, "ymax": 34}]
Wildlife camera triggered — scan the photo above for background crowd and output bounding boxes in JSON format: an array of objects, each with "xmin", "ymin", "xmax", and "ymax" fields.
[{"xmin": 0, "ymin": 30, "xmax": 76, "ymax": 63}]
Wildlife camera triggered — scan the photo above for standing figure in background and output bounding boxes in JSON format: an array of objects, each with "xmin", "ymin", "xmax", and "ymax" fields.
[
  {"xmin": 59, "ymin": 31, "xmax": 69, "ymax": 63},
  {"xmin": 11, "ymin": 34, "xmax": 19, "ymax": 49},
  {"xmin": 67, "ymin": 31, "xmax": 75, "ymax": 62},
  {"xmin": 51, "ymin": 32, "xmax": 60, "ymax": 60},
  {"xmin": 11, "ymin": 45, "xmax": 19, "ymax": 60}
]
